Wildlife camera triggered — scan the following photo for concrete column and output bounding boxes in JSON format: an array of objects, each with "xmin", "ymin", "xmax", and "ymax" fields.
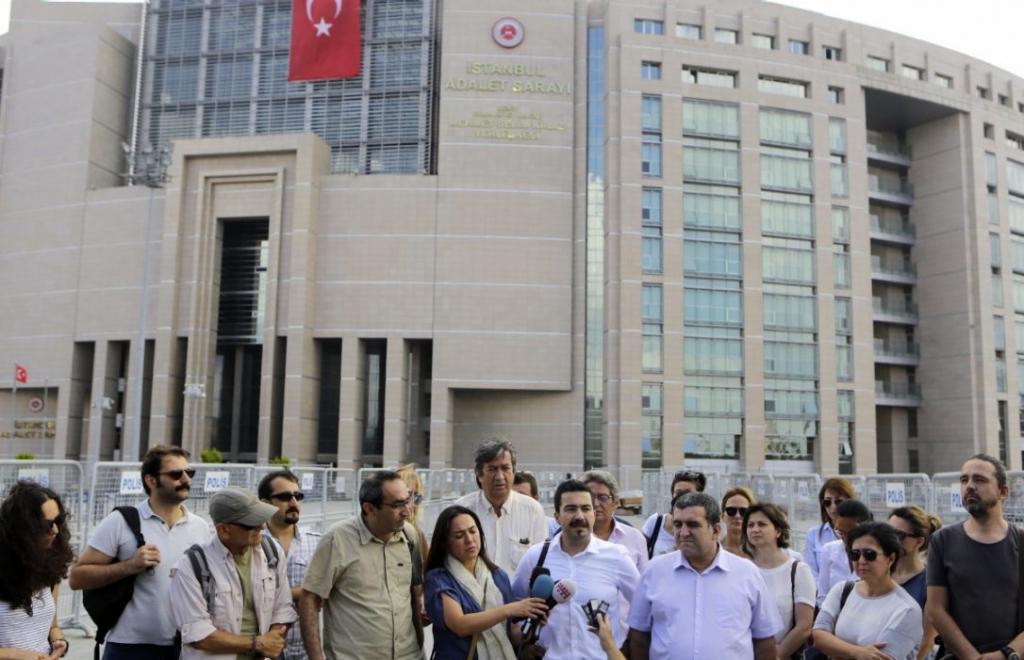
[
  {"xmin": 337, "ymin": 338, "xmax": 362, "ymax": 470},
  {"xmin": 428, "ymin": 385, "xmax": 453, "ymax": 470},
  {"xmin": 382, "ymin": 338, "xmax": 410, "ymax": 467}
]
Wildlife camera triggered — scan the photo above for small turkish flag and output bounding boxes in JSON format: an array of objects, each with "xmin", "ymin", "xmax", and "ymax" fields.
[
  {"xmin": 287, "ymin": 0, "xmax": 361, "ymax": 82},
  {"xmin": 14, "ymin": 364, "xmax": 27, "ymax": 384}
]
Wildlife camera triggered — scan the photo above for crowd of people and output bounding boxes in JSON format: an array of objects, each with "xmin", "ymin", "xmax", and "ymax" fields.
[{"xmin": 0, "ymin": 443, "xmax": 1021, "ymax": 660}]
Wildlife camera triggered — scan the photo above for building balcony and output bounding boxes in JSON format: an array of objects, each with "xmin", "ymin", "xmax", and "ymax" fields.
[
  {"xmin": 875, "ymin": 381, "xmax": 922, "ymax": 407},
  {"xmin": 872, "ymin": 298, "xmax": 919, "ymax": 325},
  {"xmin": 868, "ymin": 175, "xmax": 914, "ymax": 206},
  {"xmin": 871, "ymin": 255, "xmax": 917, "ymax": 284},
  {"xmin": 866, "ymin": 135, "xmax": 913, "ymax": 167},
  {"xmin": 870, "ymin": 215, "xmax": 916, "ymax": 245},
  {"xmin": 873, "ymin": 339, "xmax": 921, "ymax": 365}
]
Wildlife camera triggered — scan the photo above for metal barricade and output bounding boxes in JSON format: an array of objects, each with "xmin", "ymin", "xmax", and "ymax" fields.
[
  {"xmin": 763, "ymin": 474, "xmax": 823, "ymax": 551},
  {"xmin": 863, "ymin": 473, "xmax": 933, "ymax": 520},
  {"xmin": 1007, "ymin": 471, "xmax": 1024, "ymax": 525},
  {"xmin": 323, "ymin": 467, "xmax": 359, "ymax": 529},
  {"xmin": 0, "ymin": 460, "xmax": 88, "ymax": 633}
]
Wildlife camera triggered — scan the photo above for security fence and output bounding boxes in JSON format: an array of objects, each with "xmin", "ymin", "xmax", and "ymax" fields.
[{"xmin": 5, "ymin": 460, "xmax": 1024, "ymax": 636}]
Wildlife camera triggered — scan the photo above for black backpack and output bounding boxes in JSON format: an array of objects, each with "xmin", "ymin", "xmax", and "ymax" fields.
[{"xmin": 82, "ymin": 507, "xmax": 146, "ymax": 658}]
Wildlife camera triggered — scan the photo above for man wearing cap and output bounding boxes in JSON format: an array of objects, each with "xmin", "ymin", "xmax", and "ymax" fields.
[
  {"xmin": 299, "ymin": 469, "xmax": 424, "ymax": 660},
  {"xmin": 169, "ymin": 486, "xmax": 297, "ymax": 660}
]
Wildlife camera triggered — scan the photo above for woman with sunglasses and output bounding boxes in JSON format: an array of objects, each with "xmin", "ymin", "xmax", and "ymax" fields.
[
  {"xmin": 720, "ymin": 486, "xmax": 755, "ymax": 557},
  {"xmin": 741, "ymin": 503, "xmax": 815, "ymax": 659},
  {"xmin": 812, "ymin": 522, "xmax": 923, "ymax": 660},
  {"xmin": 425, "ymin": 505, "xmax": 548, "ymax": 659},
  {"xmin": 397, "ymin": 463, "xmax": 430, "ymax": 561},
  {"xmin": 0, "ymin": 481, "xmax": 75, "ymax": 660},
  {"xmin": 803, "ymin": 477, "xmax": 856, "ymax": 579},
  {"xmin": 889, "ymin": 505, "xmax": 942, "ymax": 660}
]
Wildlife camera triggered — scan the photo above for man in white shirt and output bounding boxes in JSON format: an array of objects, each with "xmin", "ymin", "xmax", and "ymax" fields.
[
  {"xmin": 454, "ymin": 438, "xmax": 548, "ymax": 574},
  {"xmin": 169, "ymin": 486, "xmax": 296, "ymax": 660},
  {"xmin": 70, "ymin": 446, "xmax": 210, "ymax": 660},
  {"xmin": 512, "ymin": 479, "xmax": 640, "ymax": 660},
  {"xmin": 815, "ymin": 499, "xmax": 872, "ymax": 606},
  {"xmin": 629, "ymin": 491, "xmax": 782, "ymax": 660}
]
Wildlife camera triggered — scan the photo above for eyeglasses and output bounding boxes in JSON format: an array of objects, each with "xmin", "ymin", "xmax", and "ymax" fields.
[
  {"xmin": 893, "ymin": 530, "xmax": 917, "ymax": 542},
  {"xmin": 724, "ymin": 506, "xmax": 748, "ymax": 518},
  {"xmin": 270, "ymin": 492, "xmax": 305, "ymax": 503},
  {"xmin": 42, "ymin": 512, "xmax": 67, "ymax": 529},
  {"xmin": 411, "ymin": 493, "xmax": 424, "ymax": 505},
  {"xmin": 160, "ymin": 468, "xmax": 197, "ymax": 480},
  {"xmin": 848, "ymin": 548, "xmax": 881, "ymax": 562},
  {"xmin": 592, "ymin": 494, "xmax": 613, "ymax": 504},
  {"xmin": 822, "ymin": 497, "xmax": 846, "ymax": 507},
  {"xmin": 230, "ymin": 522, "xmax": 259, "ymax": 531},
  {"xmin": 381, "ymin": 498, "xmax": 415, "ymax": 510}
]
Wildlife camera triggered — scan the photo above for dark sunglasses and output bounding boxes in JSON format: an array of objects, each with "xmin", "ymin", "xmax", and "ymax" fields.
[
  {"xmin": 42, "ymin": 512, "xmax": 67, "ymax": 529},
  {"xmin": 848, "ymin": 548, "xmax": 881, "ymax": 562},
  {"xmin": 161, "ymin": 468, "xmax": 197, "ymax": 480},
  {"xmin": 270, "ymin": 492, "xmax": 305, "ymax": 502},
  {"xmin": 230, "ymin": 522, "xmax": 259, "ymax": 531},
  {"xmin": 821, "ymin": 497, "xmax": 846, "ymax": 507},
  {"xmin": 724, "ymin": 506, "xmax": 748, "ymax": 518},
  {"xmin": 894, "ymin": 530, "xmax": 917, "ymax": 542}
]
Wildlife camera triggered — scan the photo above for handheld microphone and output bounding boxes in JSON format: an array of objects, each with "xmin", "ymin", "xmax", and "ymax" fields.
[
  {"xmin": 528, "ymin": 566, "xmax": 550, "ymax": 590},
  {"xmin": 522, "ymin": 578, "xmax": 577, "ymax": 641},
  {"xmin": 520, "ymin": 575, "xmax": 554, "ymax": 641}
]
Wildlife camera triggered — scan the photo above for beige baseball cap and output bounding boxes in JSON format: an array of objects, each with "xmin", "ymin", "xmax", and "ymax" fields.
[{"xmin": 209, "ymin": 486, "xmax": 278, "ymax": 527}]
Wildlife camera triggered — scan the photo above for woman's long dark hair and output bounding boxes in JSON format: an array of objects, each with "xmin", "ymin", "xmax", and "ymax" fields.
[
  {"xmin": 425, "ymin": 505, "xmax": 499, "ymax": 574},
  {"xmin": 0, "ymin": 481, "xmax": 75, "ymax": 614}
]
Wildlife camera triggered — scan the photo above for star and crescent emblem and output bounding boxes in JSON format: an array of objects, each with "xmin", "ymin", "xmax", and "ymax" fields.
[{"xmin": 307, "ymin": 0, "xmax": 342, "ymax": 37}]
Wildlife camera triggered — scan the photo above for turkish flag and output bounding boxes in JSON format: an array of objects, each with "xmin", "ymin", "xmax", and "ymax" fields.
[
  {"xmin": 288, "ymin": 0, "xmax": 361, "ymax": 82},
  {"xmin": 14, "ymin": 364, "xmax": 27, "ymax": 384}
]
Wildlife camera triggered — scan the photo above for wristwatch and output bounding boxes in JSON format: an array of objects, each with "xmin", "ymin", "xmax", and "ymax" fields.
[{"xmin": 1002, "ymin": 646, "xmax": 1021, "ymax": 660}]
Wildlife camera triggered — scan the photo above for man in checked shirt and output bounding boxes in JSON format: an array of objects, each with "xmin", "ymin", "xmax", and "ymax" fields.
[{"xmin": 258, "ymin": 470, "xmax": 322, "ymax": 660}]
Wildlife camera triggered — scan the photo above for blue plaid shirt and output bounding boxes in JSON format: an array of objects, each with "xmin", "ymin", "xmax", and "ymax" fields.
[{"xmin": 262, "ymin": 526, "xmax": 322, "ymax": 660}]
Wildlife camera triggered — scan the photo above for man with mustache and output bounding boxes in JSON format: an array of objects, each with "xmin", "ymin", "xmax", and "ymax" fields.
[
  {"xmin": 927, "ymin": 454, "xmax": 1024, "ymax": 660},
  {"xmin": 258, "ymin": 470, "xmax": 322, "ymax": 660},
  {"xmin": 70, "ymin": 445, "xmax": 210, "ymax": 660},
  {"xmin": 512, "ymin": 479, "xmax": 639, "ymax": 660}
]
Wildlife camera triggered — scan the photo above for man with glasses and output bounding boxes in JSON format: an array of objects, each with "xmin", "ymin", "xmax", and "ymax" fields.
[
  {"xmin": 258, "ymin": 470, "xmax": 322, "ymax": 660},
  {"xmin": 70, "ymin": 445, "xmax": 210, "ymax": 660},
  {"xmin": 928, "ymin": 454, "xmax": 1024, "ymax": 660},
  {"xmin": 169, "ymin": 486, "xmax": 296, "ymax": 660},
  {"xmin": 299, "ymin": 469, "xmax": 423, "ymax": 660}
]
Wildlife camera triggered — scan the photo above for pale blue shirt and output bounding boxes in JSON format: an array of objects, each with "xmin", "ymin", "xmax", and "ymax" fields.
[
  {"xmin": 512, "ymin": 535, "xmax": 639, "ymax": 660},
  {"xmin": 816, "ymin": 539, "xmax": 855, "ymax": 607},
  {"xmin": 628, "ymin": 545, "xmax": 783, "ymax": 660},
  {"xmin": 802, "ymin": 522, "xmax": 838, "ymax": 578}
]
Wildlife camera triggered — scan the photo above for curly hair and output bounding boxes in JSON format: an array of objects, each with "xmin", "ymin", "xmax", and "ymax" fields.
[{"xmin": 0, "ymin": 481, "xmax": 75, "ymax": 614}]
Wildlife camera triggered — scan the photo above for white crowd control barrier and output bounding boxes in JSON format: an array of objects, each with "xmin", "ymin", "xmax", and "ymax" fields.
[{"xmin": 863, "ymin": 473, "xmax": 933, "ymax": 521}]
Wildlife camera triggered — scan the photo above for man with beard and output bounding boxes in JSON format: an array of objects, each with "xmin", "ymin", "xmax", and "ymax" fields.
[
  {"xmin": 927, "ymin": 454, "xmax": 1024, "ymax": 660},
  {"xmin": 628, "ymin": 492, "xmax": 781, "ymax": 660},
  {"xmin": 512, "ymin": 479, "xmax": 639, "ymax": 660},
  {"xmin": 258, "ymin": 470, "xmax": 322, "ymax": 660},
  {"xmin": 71, "ymin": 446, "xmax": 210, "ymax": 660}
]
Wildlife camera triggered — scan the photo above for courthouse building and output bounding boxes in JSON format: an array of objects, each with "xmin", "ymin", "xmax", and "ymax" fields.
[{"xmin": 2, "ymin": 0, "xmax": 1024, "ymax": 476}]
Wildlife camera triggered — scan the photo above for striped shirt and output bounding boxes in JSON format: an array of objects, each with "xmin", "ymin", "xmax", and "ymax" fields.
[
  {"xmin": 0, "ymin": 588, "xmax": 55, "ymax": 654},
  {"xmin": 263, "ymin": 526, "xmax": 322, "ymax": 660}
]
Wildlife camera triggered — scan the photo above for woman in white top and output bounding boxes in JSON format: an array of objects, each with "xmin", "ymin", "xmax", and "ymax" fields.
[
  {"xmin": 812, "ymin": 522, "xmax": 923, "ymax": 660},
  {"xmin": 641, "ymin": 470, "xmax": 705, "ymax": 558},
  {"xmin": 802, "ymin": 477, "xmax": 856, "ymax": 579},
  {"xmin": 742, "ymin": 502, "xmax": 815, "ymax": 659},
  {"xmin": 0, "ymin": 481, "xmax": 75, "ymax": 660}
]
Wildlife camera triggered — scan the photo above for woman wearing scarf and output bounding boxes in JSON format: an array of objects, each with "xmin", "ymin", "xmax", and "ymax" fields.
[{"xmin": 425, "ymin": 505, "xmax": 549, "ymax": 660}]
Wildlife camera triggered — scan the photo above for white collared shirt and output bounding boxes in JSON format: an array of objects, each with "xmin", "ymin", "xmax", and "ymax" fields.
[
  {"xmin": 454, "ymin": 490, "xmax": 548, "ymax": 575},
  {"xmin": 816, "ymin": 539, "xmax": 856, "ymax": 606},
  {"xmin": 628, "ymin": 545, "xmax": 783, "ymax": 660},
  {"xmin": 170, "ymin": 535, "xmax": 297, "ymax": 660},
  {"xmin": 512, "ymin": 535, "xmax": 640, "ymax": 660},
  {"xmin": 86, "ymin": 499, "xmax": 210, "ymax": 645}
]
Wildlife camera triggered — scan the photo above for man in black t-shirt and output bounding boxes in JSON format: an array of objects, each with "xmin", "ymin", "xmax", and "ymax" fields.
[{"xmin": 927, "ymin": 454, "xmax": 1023, "ymax": 660}]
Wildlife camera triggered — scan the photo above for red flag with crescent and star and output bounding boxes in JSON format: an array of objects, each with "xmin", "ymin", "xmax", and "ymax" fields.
[
  {"xmin": 287, "ymin": 0, "xmax": 361, "ymax": 82},
  {"xmin": 14, "ymin": 364, "xmax": 27, "ymax": 384}
]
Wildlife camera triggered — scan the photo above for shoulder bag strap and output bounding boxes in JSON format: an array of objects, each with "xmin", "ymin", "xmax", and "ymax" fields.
[
  {"xmin": 647, "ymin": 515, "xmax": 662, "ymax": 560},
  {"xmin": 536, "ymin": 537, "xmax": 552, "ymax": 570},
  {"xmin": 115, "ymin": 506, "xmax": 145, "ymax": 548},
  {"xmin": 834, "ymin": 579, "xmax": 856, "ymax": 629},
  {"xmin": 1017, "ymin": 527, "xmax": 1024, "ymax": 631},
  {"xmin": 790, "ymin": 559, "xmax": 799, "ymax": 628}
]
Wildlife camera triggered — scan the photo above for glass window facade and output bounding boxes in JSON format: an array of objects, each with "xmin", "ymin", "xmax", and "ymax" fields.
[
  {"xmin": 759, "ymin": 76, "xmax": 808, "ymax": 98},
  {"xmin": 684, "ymin": 231, "xmax": 743, "ymax": 277},
  {"xmin": 762, "ymin": 193, "xmax": 814, "ymax": 238},
  {"xmin": 643, "ymin": 188, "xmax": 663, "ymax": 274},
  {"xmin": 684, "ymin": 185, "xmax": 742, "ymax": 230},
  {"xmin": 760, "ymin": 108, "xmax": 812, "ymax": 147},
  {"xmin": 685, "ymin": 278, "xmax": 743, "ymax": 325},
  {"xmin": 676, "ymin": 23, "xmax": 702, "ymax": 39},
  {"xmin": 683, "ymin": 67, "xmax": 738, "ymax": 87},
  {"xmin": 752, "ymin": 34, "xmax": 774, "ymax": 50},
  {"xmin": 684, "ymin": 138, "xmax": 741, "ymax": 184},
  {"xmin": 642, "ymin": 383, "xmax": 663, "ymax": 468},
  {"xmin": 684, "ymin": 99, "xmax": 740, "ymax": 139},
  {"xmin": 685, "ymin": 329, "xmax": 744, "ymax": 374},
  {"xmin": 635, "ymin": 19, "xmax": 663, "ymax": 35},
  {"xmin": 867, "ymin": 56, "xmax": 890, "ymax": 72},
  {"xmin": 714, "ymin": 28, "xmax": 738, "ymax": 44},
  {"xmin": 142, "ymin": 0, "xmax": 437, "ymax": 175},
  {"xmin": 641, "ymin": 61, "xmax": 662, "ymax": 79}
]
